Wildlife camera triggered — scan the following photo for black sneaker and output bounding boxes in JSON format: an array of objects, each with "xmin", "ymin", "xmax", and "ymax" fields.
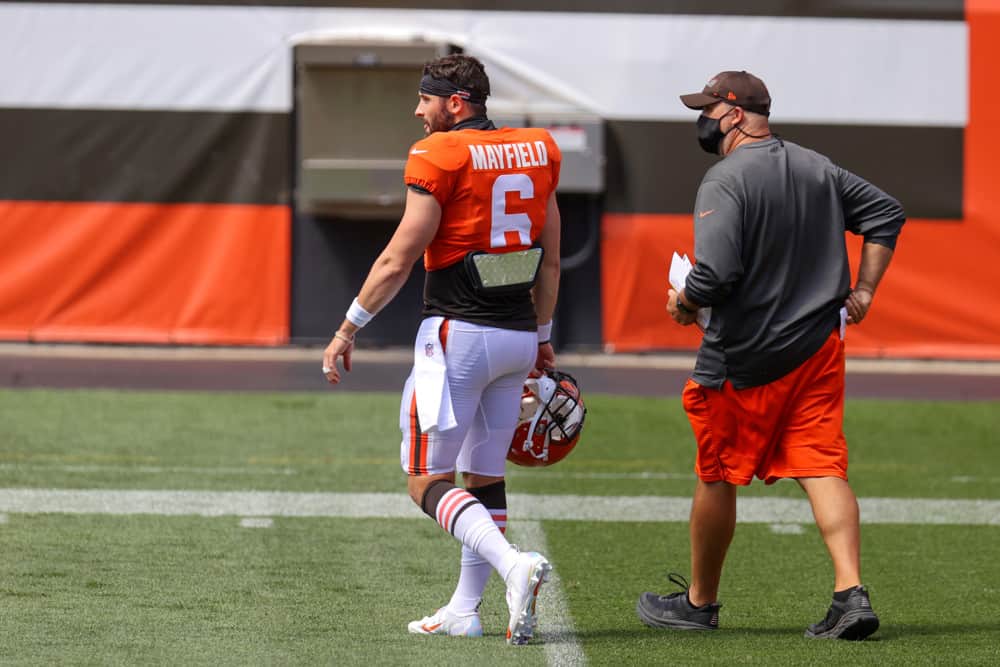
[
  {"xmin": 805, "ymin": 585, "xmax": 880, "ymax": 640},
  {"xmin": 636, "ymin": 573, "xmax": 721, "ymax": 630}
]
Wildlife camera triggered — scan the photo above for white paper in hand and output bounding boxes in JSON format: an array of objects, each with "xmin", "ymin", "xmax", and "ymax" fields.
[
  {"xmin": 668, "ymin": 252, "xmax": 711, "ymax": 330},
  {"xmin": 668, "ymin": 252, "xmax": 691, "ymax": 293}
]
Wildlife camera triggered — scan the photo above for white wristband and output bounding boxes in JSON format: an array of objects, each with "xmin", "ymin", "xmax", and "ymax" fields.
[
  {"xmin": 346, "ymin": 297, "xmax": 374, "ymax": 329},
  {"xmin": 537, "ymin": 321, "xmax": 553, "ymax": 344}
]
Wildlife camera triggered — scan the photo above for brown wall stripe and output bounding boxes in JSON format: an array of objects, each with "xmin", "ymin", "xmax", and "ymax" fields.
[
  {"xmin": 606, "ymin": 121, "xmax": 963, "ymax": 219},
  {"xmin": 0, "ymin": 108, "xmax": 289, "ymax": 205},
  {"xmin": 1, "ymin": 108, "xmax": 960, "ymax": 218},
  {"xmin": 0, "ymin": 1, "xmax": 964, "ymax": 20}
]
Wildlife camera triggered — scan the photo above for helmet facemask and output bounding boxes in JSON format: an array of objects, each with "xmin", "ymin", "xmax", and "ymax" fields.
[{"xmin": 509, "ymin": 369, "xmax": 586, "ymax": 466}]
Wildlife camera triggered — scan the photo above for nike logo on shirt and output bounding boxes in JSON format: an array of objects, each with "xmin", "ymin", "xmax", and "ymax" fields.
[{"xmin": 698, "ymin": 209, "xmax": 715, "ymax": 218}]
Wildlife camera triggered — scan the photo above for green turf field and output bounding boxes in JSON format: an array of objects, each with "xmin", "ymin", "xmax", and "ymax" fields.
[{"xmin": 1, "ymin": 388, "xmax": 998, "ymax": 665}]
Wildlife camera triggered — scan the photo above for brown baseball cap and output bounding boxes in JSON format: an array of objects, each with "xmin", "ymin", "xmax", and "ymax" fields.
[{"xmin": 680, "ymin": 71, "xmax": 771, "ymax": 116}]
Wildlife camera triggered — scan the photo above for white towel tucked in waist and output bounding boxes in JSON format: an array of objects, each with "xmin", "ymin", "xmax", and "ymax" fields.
[{"xmin": 413, "ymin": 316, "xmax": 457, "ymax": 433}]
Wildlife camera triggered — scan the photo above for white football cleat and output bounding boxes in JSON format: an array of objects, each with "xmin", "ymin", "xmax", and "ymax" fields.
[
  {"xmin": 504, "ymin": 551, "xmax": 552, "ymax": 645},
  {"xmin": 407, "ymin": 607, "xmax": 484, "ymax": 637}
]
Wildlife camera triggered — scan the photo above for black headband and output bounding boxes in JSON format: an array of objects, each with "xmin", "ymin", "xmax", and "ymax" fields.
[{"xmin": 419, "ymin": 74, "xmax": 487, "ymax": 105}]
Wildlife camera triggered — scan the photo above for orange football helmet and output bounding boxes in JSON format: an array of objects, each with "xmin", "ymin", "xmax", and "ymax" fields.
[{"xmin": 507, "ymin": 369, "xmax": 586, "ymax": 467}]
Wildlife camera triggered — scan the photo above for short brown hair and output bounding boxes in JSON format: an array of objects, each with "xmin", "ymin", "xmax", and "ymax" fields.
[{"xmin": 423, "ymin": 54, "xmax": 490, "ymax": 114}]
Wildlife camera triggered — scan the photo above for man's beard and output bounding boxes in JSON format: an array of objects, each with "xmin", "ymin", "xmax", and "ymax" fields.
[{"xmin": 426, "ymin": 109, "xmax": 457, "ymax": 134}]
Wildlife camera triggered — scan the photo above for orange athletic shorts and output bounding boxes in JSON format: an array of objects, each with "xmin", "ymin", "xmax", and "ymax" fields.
[{"xmin": 682, "ymin": 329, "xmax": 847, "ymax": 485}]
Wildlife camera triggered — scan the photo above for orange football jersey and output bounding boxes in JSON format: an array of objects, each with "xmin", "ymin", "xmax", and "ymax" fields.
[{"xmin": 404, "ymin": 126, "xmax": 562, "ymax": 271}]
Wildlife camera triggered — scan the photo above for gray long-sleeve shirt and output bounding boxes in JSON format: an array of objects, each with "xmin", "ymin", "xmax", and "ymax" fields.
[{"xmin": 684, "ymin": 137, "xmax": 905, "ymax": 389}]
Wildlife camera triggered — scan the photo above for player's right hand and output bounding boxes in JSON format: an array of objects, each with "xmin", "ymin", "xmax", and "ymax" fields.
[
  {"xmin": 322, "ymin": 332, "xmax": 354, "ymax": 385},
  {"xmin": 534, "ymin": 341, "xmax": 555, "ymax": 376}
]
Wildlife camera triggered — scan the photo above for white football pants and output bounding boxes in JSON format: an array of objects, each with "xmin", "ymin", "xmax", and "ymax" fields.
[{"xmin": 400, "ymin": 318, "xmax": 536, "ymax": 477}]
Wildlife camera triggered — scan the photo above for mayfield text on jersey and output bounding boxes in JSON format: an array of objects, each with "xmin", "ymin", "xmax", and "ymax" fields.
[{"xmin": 404, "ymin": 125, "xmax": 562, "ymax": 329}]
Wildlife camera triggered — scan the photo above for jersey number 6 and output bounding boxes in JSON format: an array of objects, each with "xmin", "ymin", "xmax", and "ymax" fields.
[{"xmin": 490, "ymin": 173, "xmax": 534, "ymax": 249}]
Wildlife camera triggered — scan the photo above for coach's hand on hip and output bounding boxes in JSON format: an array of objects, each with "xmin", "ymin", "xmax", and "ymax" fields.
[
  {"xmin": 667, "ymin": 288, "xmax": 699, "ymax": 326},
  {"xmin": 845, "ymin": 287, "xmax": 874, "ymax": 325}
]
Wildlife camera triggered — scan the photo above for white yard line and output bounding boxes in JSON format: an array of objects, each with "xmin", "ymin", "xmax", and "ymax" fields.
[
  {"xmin": 510, "ymin": 521, "xmax": 586, "ymax": 667},
  {"xmin": 769, "ymin": 523, "xmax": 805, "ymax": 535},
  {"xmin": 0, "ymin": 489, "xmax": 996, "ymax": 525},
  {"xmin": 510, "ymin": 471, "xmax": 696, "ymax": 481},
  {"xmin": 0, "ymin": 463, "xmax": 297, "ymax": 476},
  {"xmin": 951, "ymin": 475, "xmax": 1000, "ymax": 484}
]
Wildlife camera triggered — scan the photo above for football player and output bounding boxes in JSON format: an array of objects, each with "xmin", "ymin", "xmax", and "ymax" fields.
[{"xmin": 322, "ymin": 54, "xmax": 562, "ymax": 645}]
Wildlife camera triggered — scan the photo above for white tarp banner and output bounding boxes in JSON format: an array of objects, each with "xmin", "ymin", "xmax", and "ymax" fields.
[{"xmin": 0, "ymin": 4, "xmax": 967, "ymax": 126}]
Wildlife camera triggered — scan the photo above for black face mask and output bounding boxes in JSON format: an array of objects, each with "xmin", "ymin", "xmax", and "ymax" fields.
[{"xmin": 696, "ymin": 108, "xmax": 735, "ymax": 155}]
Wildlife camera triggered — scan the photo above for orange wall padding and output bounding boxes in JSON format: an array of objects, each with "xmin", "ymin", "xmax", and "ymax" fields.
[
  {"xmin": 602, "ymin": 3, "xmax": 1000, "ymax": 359},
  {"xmin": 601, "ymin": 213, "xmax": 699, "ymax": 353},
  {"xmin": 0, "ymin": 202, "xmax": 290, "ymax": 345}
]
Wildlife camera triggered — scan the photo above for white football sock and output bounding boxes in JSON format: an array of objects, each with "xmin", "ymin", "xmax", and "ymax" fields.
[
  {"xmin": 447, "ymin": 505, "xmax": 507, "ymax": 614},
  {"xmin": 434, "ymin": 487, "xmax": 518, "ymax": 579},
  {"xmin": 446, "ymin": 547, "xmax": 490, "ymax": 614}
]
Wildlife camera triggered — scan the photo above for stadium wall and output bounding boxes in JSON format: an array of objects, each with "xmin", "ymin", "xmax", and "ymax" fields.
[{"xmin": 0, "ymin": 1, "xmax": 994, "ymax": 358}]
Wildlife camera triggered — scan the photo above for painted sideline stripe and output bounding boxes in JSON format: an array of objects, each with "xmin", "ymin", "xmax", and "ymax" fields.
[
  {"xmin": 0, "ymin": 463, "xmax": 298, "ymax": 476},
  {"xmin": 769, "ymin": 523, "xmax": 805, "ymax": 535},
  {"xmin": 0, "ymin": 490, "xmax": 996, "ymax": 525},
  {"xmin": 510, "ymin": 521, "xmax": 586, "ymax": 667}
]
